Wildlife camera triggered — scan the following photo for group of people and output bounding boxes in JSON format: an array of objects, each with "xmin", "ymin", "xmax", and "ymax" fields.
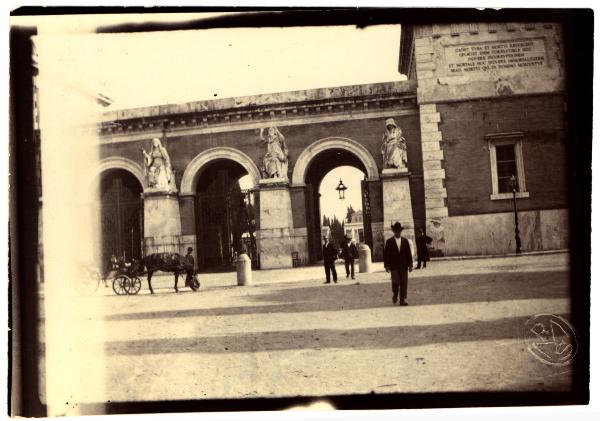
[
  {"xmin": 322, "ymin": 234, "xmax": 360, "ymax": 284},
  {"xmin": 322, "ymin": 223, "xmax": 433, "ymax": 307}
]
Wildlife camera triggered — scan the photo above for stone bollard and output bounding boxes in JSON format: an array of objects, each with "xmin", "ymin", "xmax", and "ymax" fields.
[
  {"xmin": 358, "ymin": 243, "xmax": 373, "ymax": 273},
  {"xmin": 237, "ymin": 253, "xmax": 253, "ymax": 286}
]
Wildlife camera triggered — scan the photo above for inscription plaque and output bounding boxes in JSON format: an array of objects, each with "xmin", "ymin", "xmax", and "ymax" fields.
[{"xmin": 445, "ymin": 38, "xmax": 547, "ymax": 75}]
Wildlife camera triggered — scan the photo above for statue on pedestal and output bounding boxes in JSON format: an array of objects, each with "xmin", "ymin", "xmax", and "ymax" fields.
[
  {"xmin": 141, "ymin": 137, "xmax": 174, "ymax": 191},
  {"xmin": 381, "ymin": 118, "xmax": 408, "ymax": 170},
  {"xmin": 259, "ymin": 126, "xmax": 289, "ymax": 180}
]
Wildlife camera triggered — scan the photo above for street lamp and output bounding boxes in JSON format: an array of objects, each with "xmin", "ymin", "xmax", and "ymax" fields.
[
  {"xmin": 335, "ymin": 179, "xmax": 347, "ymax": 200},
  {"xmin": 509, "ymin": 174, "xmax": 522, "ymax": 254}
]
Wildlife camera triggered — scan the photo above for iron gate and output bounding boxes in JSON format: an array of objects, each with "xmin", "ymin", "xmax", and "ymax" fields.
[
  {"xmin": 99, "ymin": 171, "xmax": 143, "ymax": 271},
  {"xmin": 196, "ymin": 187, "xmax": 258, "ymax": 270}
]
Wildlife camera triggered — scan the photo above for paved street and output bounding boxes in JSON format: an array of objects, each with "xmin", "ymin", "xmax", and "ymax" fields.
[{"xmin": 40, "ymin": 252, "xmax": 573, "ymax": 407}]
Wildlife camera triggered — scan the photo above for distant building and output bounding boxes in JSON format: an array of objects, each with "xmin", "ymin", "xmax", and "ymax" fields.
[{"xmin": 345, "ymin": 209, "xmax": 365, "ymax": 243}]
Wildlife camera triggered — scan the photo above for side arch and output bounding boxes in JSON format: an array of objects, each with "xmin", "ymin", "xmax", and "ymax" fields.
[
  {"xmin": 291, "ymin": 137, "xmax": 380, "ymax": 185},
  {"xmin": 180, "ymin": 147, "xmax": 261, "ymax": 194},
  {"xmin": 79, "ymin": 156, "xmax": 145, "ymax": 200}
]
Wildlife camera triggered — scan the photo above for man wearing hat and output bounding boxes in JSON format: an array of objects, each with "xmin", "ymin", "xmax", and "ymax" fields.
[
  {"xmin": 322, "ymin": 235, "xmax": 339, "ymax": 284},
  {"xmin": 184, "ymin": 247, "xmax": 199, "ymax": 291},
  {"xmin": 339, "ymin": 234, "xmax": 359, "ymax": 280},
  {"xmin": 384, "ymin": 222, "xmax": 413, "ymax": 306}
]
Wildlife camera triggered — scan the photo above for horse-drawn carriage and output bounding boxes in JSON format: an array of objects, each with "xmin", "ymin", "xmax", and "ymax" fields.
[
  {"xmin": 77, "ymin": 252, "xmax": 200, "ymax": 296},
  {"xmin": 105, "ymin": 252, "xmax": 200, "ymax": 295},
  {"xmin": 108, "ymin": 257, "xmax": 143, "ymax": 295}
]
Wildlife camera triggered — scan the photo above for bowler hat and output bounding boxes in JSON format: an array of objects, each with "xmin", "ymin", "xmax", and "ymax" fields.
[
  {"xmin": 391, "ymin": 222, "xmax": 403, "ymax": 232},
  {"xmin": 187, "ymin": 247, "xmax": 193, "ymax": 252}
]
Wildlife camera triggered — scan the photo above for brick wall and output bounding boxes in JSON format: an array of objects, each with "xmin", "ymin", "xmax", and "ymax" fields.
[
  {"xmin": 100, "ymin": 112, "xmax": 426, "ymax": 230},
  {"xmin": 438, "ymin": 93, "xmax": 568, "ymax": 216}
]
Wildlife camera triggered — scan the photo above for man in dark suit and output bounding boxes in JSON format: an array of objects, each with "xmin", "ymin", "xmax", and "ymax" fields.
[
  {"xmin": 322, "ymin": 235, "xmax": 338, "ymax": 284},
  {"xmin": 415, "ymin": 228, "xmax": 433, "ymax": 269},
  {"xmin": 184, "ymin": 247, "xmax": 199, "ymax": 291},
  {"xmin": 339, "ymin": 234, "xmax": 359, "ymax": 280},
  {"xmin": 384, "ymin": 222, "xmax": 413, "ymax": 306}
]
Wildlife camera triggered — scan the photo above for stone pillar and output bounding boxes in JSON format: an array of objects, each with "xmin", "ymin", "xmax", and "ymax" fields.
[
  {"xmin": 358, "ymin": 243, "xmax": 373, "ymax": 273},
  {"xmin": 143, "ymin": 191, "xmax": 182, "ymax": 255},
  {"xmin": 381, "ymin": 169, "xmax": 417, "ymax": 257},
  {"xmin": 419, "ymin": 103, "xmax": 449, "ymax": 256},
  {"xmin": 237, "ymin": 253, "xmax": 253, "ymax": 286},
  {"xmin": 179, "ymin": 193, "xmax": 197, "ymax": 263},
  {"xmin": 256, "ymin": 179, "xmax": 294, "ymax": 269}
]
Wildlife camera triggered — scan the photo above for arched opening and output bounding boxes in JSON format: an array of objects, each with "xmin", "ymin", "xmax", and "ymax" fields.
[
  {"xmin": 304, "ymin": 148, "xmax": 373, "ymax": 262},
  {"xmin": 194, "ymin": 159, "xmax": 258, "ymax": 271},
  {"xmin": 96, "ymin": 169, "xmax": 143, "ymax": 271}
]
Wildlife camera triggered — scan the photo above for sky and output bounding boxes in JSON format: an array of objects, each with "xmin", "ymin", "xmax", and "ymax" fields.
[
  {"xmin": 34, "ymin": 22, "xmax": 404, "ymax": 110},
  {"xmin": 319, "ymin": 166, "xmax": 365, "ymax": 224},
  {"xmin": 36, "ymin": 18, "xmax": 404, "ymax": 222}
]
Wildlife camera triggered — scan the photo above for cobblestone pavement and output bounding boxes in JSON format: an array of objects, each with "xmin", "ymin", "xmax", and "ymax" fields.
[{"xmin": 40, "ymin": 252, "xmax": 573, "ymax": 409}]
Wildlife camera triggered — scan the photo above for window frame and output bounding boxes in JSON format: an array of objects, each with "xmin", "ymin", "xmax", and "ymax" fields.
[{"xmin": 486, "ymin": 132, "xmax": 529, "ymax": 201}]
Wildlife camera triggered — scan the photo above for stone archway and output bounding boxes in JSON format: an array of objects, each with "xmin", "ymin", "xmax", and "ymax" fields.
[
  {"xmin": 291, "ymin": 137, "xmax": 380, "ymax": 186},
  {"xmin": 180, "ymin": 147, "xmax": 261, "ymax": 195},
  {"xmin": 80, "ymin": 157, "xmax": 146, "ymax": 201}
]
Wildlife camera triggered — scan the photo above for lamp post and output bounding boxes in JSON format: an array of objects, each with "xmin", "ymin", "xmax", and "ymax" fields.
[
  {"xmin": 335, "ymin": 179, "xmax": 347, "ymax": 200},
  {"xmin": 509, "ymin": 174, "xmax": 522, "ymax": 254}
]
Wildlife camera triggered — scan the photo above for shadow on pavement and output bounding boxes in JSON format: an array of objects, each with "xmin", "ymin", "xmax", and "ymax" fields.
[
  {"xmin": 104, "ymin": 313, "xmax": 570, "ymax": 355},
  {"xmin": 104, "ymin": 270, "xmax": 569, "ymax": 321}
]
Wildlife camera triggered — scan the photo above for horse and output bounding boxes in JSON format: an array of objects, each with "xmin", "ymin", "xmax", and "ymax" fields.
[{"xmin": 131, "ymin": 252, "xmax": 200, "ymax": 294}]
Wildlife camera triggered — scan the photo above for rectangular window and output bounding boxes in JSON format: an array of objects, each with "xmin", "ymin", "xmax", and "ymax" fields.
[
  {"xmin": 358, "ymin": 229, "xmax": 365, "ymax": 243},
  {"xmin": 486, "ymin": 133, "xmax": 529, "ymax": 200},
  {"xmin": 495, "ymin": 144, "xmax": 518, "ymax": 193}
]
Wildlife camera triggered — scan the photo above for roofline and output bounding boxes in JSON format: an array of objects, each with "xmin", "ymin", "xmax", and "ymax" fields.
[{"xmin": 100, "ymin": 79, "xmax": 415, "ymax": 122}]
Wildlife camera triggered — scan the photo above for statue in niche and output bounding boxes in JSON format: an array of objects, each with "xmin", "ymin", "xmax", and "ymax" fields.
[
  {"xmin": 259, "ymin": 126, "xmax": 289, "ymax": 179},
  {"xmin": 141, "ymin": 137, "xmax": 174, "ymax": 190},
  {"xmin": 381, "ymin": 118, "xmax": 408, "ymax": 170}
]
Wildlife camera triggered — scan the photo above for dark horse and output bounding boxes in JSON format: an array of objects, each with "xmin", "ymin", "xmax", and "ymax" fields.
[{"xmin": 132, "ymin": 252, "xmax": 199, "ymax": 294}]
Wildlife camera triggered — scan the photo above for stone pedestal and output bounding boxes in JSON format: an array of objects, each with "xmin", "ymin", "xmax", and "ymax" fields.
[
  {"xmin": 237, "ymin": 253, "xmax": 253, "ymax": 286},
  {"xmin": 257, "ymin": 179, "xmax": 294, "ymax": 269},
  {"xmin": 143, "ymin": 190, "xmax": 182, "ymax": 255},
  {"xmin": 358, "ymin": 243, "xmax": 373, "ymax": 273},
  {"xmin": 381, "ymin": 169, "xmax": 417, "ymax": 257}
]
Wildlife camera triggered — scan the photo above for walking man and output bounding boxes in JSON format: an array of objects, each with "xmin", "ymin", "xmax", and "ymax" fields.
[
  {"xmin": 184, "ymin": 247, "xmax": 199, "ymax": 291},
  {"xmin": 339, "ymin": 234, "xmax": 359, "ymax": 280},
  {"xmin": 415, "ymin": 228, "xmax": 433, "ymax": 269},
  {"xmin": 322, "ymin": 235, "xmax": 338, "ymax": 284},
  {"xmin": 384, "ymin": 222, "xmax": 413, "ymax": 306}
]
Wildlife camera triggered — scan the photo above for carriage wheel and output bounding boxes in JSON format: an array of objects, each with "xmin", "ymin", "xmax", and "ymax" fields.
[
  {"xmin": 126, "ymin": 276, "xmax": 142, "ymax": 295},
  {"xmin": 112, "ymin": 275, "xmax": 130, "ymax": 295}
]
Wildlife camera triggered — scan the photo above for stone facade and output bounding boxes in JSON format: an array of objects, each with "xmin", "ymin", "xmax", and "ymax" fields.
[
  {"xmin": 91, "ymin": 21, "xmax": 570, "ymax": 267},
  {"xmin": 95, "ymin": 81, "xmax": 423, "ymax": 268},
  {"xmin": 398, "ymin": 22, "xmax": 568, "ymax": 256}
]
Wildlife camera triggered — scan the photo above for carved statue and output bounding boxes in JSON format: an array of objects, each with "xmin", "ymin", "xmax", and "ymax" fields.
[
  {"xmin": 381, "ymin": 118, "xmax": 408, "ymax": 170},
  {"xmin": 141, "ymin": 137, "xmax": 174, "ymax": 190},
  {"xmin": 259, "ymin": 126, "xmax": 289, "ymax": 179}
]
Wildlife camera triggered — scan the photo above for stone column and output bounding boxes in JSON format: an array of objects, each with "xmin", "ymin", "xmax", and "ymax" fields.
[
  {"xmin": 178, "ymin": 193, "xmax": 197, "ymax": 262},
  {"xmin": 381, "ymin": 169, "xmax": 417, "ymax": 257},
  {"xmin": 143, "ymin": 190, "xmax": 182, "ymax": 255},
  {"xmin": 256, "ymin": 179, "xmax": 294, "ymax": 269}
]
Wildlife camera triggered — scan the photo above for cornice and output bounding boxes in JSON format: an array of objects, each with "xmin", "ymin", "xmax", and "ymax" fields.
[{"xmin": 98, "ymin": 88, "xmax": 417, "ymax": 141}]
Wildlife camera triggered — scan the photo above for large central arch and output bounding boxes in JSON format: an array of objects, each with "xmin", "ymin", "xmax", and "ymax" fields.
[
  {"xmin": 180, "ymin": 147, "xmax": 261, "ymax": 194},
  {"xmin": 292, "ymin": 137, "xmax": 380, "ymax": 185}
]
